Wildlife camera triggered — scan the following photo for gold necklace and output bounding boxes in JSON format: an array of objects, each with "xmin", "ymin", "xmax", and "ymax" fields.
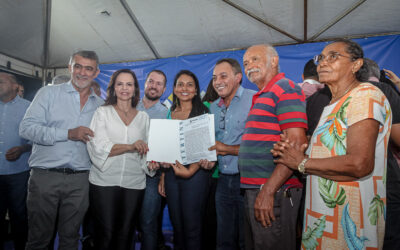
[
  {"xmin": 330, "ymin": 80, "xmax": 358, "ymax": 104},
  {"xmin": 115, "ymin": 105, "xmax": 131, "ymax": 117}
]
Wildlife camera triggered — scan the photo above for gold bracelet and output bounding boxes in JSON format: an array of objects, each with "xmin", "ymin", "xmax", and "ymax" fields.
[{"xmin": 298, "ymin": 158, "xmax": 308, "ymax": 174}]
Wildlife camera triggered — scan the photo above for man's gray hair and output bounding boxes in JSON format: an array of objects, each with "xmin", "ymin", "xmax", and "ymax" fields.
[
  {"xmin": 52, "ymin": 75, "xmax": 70, "ymax": 85},
  {"xmin": 69, "ymin": 50, "xmax": 99, "ymax": 69},
  {"xmin": 260, "ymin": 44, "xmax": 280, "ymax": 72},
  {"xmin": 263, "ymin": 44, "xmax": 278, "ymax": 58},
  {"xmin": 0, "ymin": 72, "xmax": 18, "ymax": 84},
  {"xmin": 363, "ymin": 58, "xmax": 381, "ymax": 79}
]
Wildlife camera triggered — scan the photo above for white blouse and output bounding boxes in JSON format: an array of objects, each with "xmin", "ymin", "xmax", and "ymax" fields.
[{"xmin": 87, "ymin": 105, "xmax": 154, "ymax": 189}]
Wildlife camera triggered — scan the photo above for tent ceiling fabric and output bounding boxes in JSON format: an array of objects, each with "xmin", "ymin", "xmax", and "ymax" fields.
[{"xmin": 1, "ymin": 0, "xmax": 399, "ymax": 68}]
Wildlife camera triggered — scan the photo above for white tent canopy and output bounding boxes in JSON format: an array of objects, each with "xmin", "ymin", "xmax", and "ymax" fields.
[{"xmin": 1, "ymin": 0, "xmax": 399, "ymax": 73}]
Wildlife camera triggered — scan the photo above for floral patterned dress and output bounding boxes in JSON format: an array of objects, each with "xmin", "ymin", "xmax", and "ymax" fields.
[{"xmin": 302, "ymin": 83, "xmax": 392, "ymax": 250}]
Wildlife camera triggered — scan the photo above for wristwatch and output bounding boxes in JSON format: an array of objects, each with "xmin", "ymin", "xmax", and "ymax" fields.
[{"xmin": 298, "ymin": 158, "xmax": 308, "ymax": 174}]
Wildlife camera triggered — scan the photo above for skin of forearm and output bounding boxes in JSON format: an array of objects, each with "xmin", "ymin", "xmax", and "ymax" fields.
[
  {"xmin": 221, "ymin": 144, "xmax": 240, "ymax": 155},
  {"xmin": 304, "ymin": 154, "xmax": 374, "ymax": 181},
  {"xmin": 109, "ymin": 144, "xmax": 133, "ymax": 157},
  {"xmin": 187, "ymin": 163, "xmax": 200, "ymax": 176},
  {"xmin": 389, "ymin": 124, "xmax": 400, "ymax": 148},
  {"xmin": 173, "ymin": 163, "xmax": 200, "ymax": 178},
  {"xmin": 264, "ymin": 128, "xmax": 308, "ymax": 193},
  {"xmin": 262, "ymin": 164, "xmax": 294, "ymax": 194}
]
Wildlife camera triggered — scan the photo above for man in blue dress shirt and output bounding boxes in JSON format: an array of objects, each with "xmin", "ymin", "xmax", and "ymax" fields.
[
  {"xmin": 19, "ymin": 51, "xmax": 104, "ymax": 250},
  {"xmin": 204, "ymin": 58, "xmax": 255, "ymax": 250},
  {"xmin": 137, "ymin": 70, "xmax": 168, "ymax": 250},
  {"xmin": 0, "ymin": 72, "xmax": 31, "ymax": 250}
]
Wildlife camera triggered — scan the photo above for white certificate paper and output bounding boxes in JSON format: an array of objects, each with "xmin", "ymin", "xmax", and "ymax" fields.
[{"xmin": 147, "ymin": 114, "xmax": 217, "ymax": 165}]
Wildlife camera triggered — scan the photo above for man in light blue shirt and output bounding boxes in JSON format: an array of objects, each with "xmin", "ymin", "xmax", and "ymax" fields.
[
  {"xmin": 0, "ymin": 72, "xmax": 31, "ymax": 250},
  {"xmin": 137, "ymin": 70, "xmax": 168, "ymax": 250},
  {"xmin": 205, "ymin": 58, "xmax": 255, "ymax": 250},
  {"xmin": 19, "ymin": 51, "xmax": 104, "ymax": 249}
]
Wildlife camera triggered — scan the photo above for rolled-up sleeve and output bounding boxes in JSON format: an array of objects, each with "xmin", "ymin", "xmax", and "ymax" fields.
[
  {"xmin": 19, "ymin": 87, "xmax": 69, "ymax": 145},
  {"xmin": 87, "ymin": 107, "xmax": 114, "ymax": 171}
]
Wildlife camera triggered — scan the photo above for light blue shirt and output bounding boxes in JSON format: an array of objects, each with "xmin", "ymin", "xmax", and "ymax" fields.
[
  {"xmin": 0, "ymin": 95, "xmax": 31, "ymax": 175},
  {"xmin": 19, "ymin": 81, "xmax": 104, "ymax": 170},
  {"xmin": 137, "ymin": 99, "xmax": 168, "ymax": 119},
  {"xmin": 210, "ymin": 85, "xmax": 255, "ymax": 174}
]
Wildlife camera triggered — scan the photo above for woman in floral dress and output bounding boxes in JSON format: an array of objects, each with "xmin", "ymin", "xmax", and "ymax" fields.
[{"xmin": 272, "ymin": 39, "xmax": 392, "ymax": 249}]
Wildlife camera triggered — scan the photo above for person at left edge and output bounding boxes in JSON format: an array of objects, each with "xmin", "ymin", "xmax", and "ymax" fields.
[
  {"xmin": 19, "ymin": 50, "xmax": 104, "ymax": 250},
  {"xmin": 0, "ymin": 72, "xmax": 31, "ymax": 250}
]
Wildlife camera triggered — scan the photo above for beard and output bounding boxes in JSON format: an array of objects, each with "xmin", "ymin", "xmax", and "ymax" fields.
[
  {"xmin": 145, "ymin": 89, "xmax": 162, "ymax": 101},
  {"xmin": 72, "ymin": 75, "xmax": 92, "ymax": 89},
  {"xmin": 72, "ymin": 80, "xmax": 91, "ymax": 89}
]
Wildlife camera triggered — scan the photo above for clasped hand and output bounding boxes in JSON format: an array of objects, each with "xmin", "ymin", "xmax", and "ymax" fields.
[
  {"xmin": 270, "ymin": 134, "xmax": 308, "ymax": 170},
  {"xmin": 68, "ymin": 126, "xmax": 94, "ymax": 143}
]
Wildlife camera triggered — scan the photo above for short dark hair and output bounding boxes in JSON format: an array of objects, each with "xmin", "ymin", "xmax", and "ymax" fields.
[
  {"xmin": 332, "ymin": 38, "xmax": 368, "ymax": 81},
  {"xmin": 69, "ymin": 50, "xmax": 99, "ymax": 69},
  {"xmin": 215, "ymin": 58, "xmax": 243, "ymax": 84},
  {"xmin": 146, "ymin": 69, "xmax": 167, "ymax": 86},
  {"xmin": 303, "ymin": 59, "xmax": 318, "ymax": 79},
  {"xmin": 363, "ymin": 58, "xmax": 381, "ymax": 79},
  {"xmin": 171, "ymin": 70, "xmax": 208, "ymax": 117},
  {"xmin": 104, "ymin": 69, "xmax": 140, "ymax": 108}
]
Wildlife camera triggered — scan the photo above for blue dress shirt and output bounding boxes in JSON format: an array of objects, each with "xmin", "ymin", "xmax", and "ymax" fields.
[
  {"xmin": 137, "ymin": 99, "xmax": 168, "ymax": 119},
  {"xmin": 210, "ymin": 86, "xmax": 255, "ymax": 174},
  {"xmin": 0, "ymin": 95, "xmax": 31, "ymax": 175},
  {"xmin": 19, "ymin": 81, "xmax": 104, "ymax": 170}
]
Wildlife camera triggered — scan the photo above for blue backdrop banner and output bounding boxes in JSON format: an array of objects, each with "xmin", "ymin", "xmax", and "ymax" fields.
[{"xmin": 97, "ymin": 34, "xmax": 400, "ymax": 102}]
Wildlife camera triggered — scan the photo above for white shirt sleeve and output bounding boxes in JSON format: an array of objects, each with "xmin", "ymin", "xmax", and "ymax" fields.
[{"xmin": 87, "ymin": 107, "xmax": 114, "ymax": 172}]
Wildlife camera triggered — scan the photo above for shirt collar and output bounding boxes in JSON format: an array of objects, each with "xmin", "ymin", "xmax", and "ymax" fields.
[
  {"xmin": 64, "ymin": 81, "xmax": 97, "ymax": 98},
  {"xmin": 302, "ymin": 79, "xmax": 321, "ymax": 85},
  {"xmin": 258, "ymin": 72, "xmax": 285, "ymax": 94},
  {"xmin": 217, "ymin": 85, "xmax": 245, "ymax": 107},
  {"xmin": 139, "ymin": 99, "xmax": 162, "ymax": 110},
  {"xmin": 0, "ymin": 94, "xmax": 19, "ymax": 105}
]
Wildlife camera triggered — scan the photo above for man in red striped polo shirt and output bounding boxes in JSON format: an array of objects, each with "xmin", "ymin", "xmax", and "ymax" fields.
[{"xmin": 239, "ymin": 44, "xmax": 308, "ymax": 250}]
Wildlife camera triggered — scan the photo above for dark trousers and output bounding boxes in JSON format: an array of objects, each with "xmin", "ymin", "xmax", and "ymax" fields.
[
  {"xmin": 384, "ymin": 154, "xmax": 400, "ymax": 249},
  {"xmin": 0, "ymin": 171, "xmax": 29, "ymax": 250},
  {"xmin": 25, "ymin": 168, "xmax": 89, "ymax": 250},
  {"xmin": 165, "ymin": 169, "xmax": 210, "ymax": 250},
  {"xmin": 203, "ymin": 176, "xmax": 217, "ymax": 250},
  {"xmin": 139, "ymin": 174, "xmax": 162, "ymax": 250},
  {"xmin": 90, "ymin": 184, "xmax": 144, "ymax": 250},
  {"xmin": 215, "ymin": 174, "xmax": 244, "ymax": 250},
  {"xmin": 243, "ymin": 188, "xmax": 302, "ymax": 250}
]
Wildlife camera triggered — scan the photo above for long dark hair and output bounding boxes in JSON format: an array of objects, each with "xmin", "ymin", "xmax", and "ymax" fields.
[
  {"xmin": 202, "ymin": 79, "xmax": 219, "ymax": 103},
  {"xmin": 104, "ymin": 69, "xmax": 140, "ymax": 107},
  {"xmin": 171, "ymin": 70, "xmax": 208, "ymax": 118}
]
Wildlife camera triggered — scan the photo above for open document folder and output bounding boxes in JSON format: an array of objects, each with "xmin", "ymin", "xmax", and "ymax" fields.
[{"xmin": 147, "ymin": 114, "xmax": 217, "ymax": 165}]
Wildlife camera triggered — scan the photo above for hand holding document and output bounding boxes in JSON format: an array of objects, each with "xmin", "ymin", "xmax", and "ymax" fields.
[{"xmin": 147, "ymin": 114, "xmax": 217, "ymax": 165}]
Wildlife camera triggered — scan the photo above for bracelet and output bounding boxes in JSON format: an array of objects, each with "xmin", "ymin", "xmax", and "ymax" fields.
[{"xmin": 298, "ymin": 157, "xmax": 308, "ymax": 174}]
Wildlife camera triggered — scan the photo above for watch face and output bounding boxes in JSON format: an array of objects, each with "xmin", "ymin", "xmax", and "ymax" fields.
[{"xmin": 298, "ymin": 158, "xmax": 307, "ymax": 174}]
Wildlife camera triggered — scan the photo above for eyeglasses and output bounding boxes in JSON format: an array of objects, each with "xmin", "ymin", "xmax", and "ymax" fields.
[
  {"xmin": 313, "ymin": 52, "xmax": 354, "ymax": 65},
  {"xmin": 219, "ymin": 108, "xmax": 227, "ymax": 130}
]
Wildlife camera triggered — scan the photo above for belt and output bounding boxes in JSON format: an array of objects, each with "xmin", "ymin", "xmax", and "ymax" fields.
[
  {"xmin": 35, "ymin": 167, "xmax": 89, "ymax": 174},
  {"xmin": 220, "ymin": 172, "xmax": 240, "ymax": 176}
]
